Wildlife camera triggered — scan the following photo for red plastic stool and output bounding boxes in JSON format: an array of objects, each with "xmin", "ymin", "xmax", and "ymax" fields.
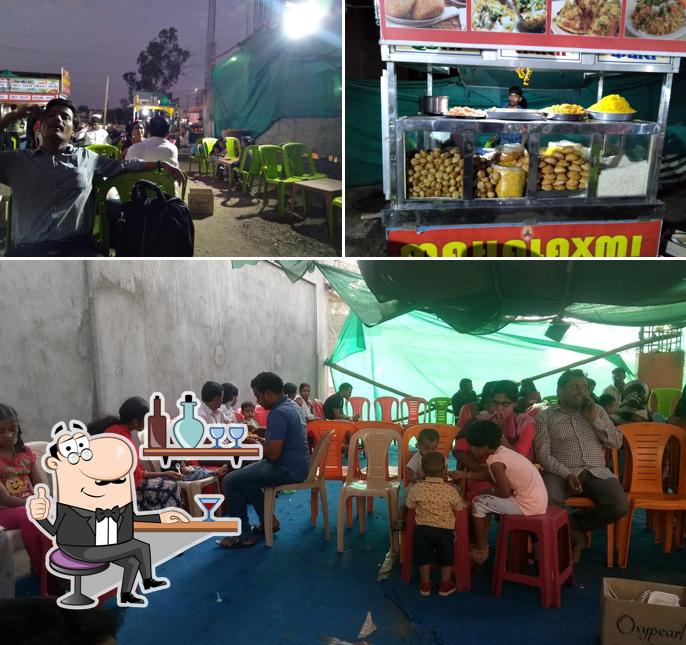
[
  {"xmin": 491, "ymin": 506, "xmax": 573, "ymax": 608},
  {"xmin": 400, "ymin": 507, "xmax": 471, "ymax": 592}
]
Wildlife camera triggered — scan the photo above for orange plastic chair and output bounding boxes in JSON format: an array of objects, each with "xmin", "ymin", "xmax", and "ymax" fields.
[
  {"xmin": 307, "ymin": 420, "xmax": 358, "ymax": 527},
  {"xmin": 337, "ymin": 427, "xmax": 402, "ymax": 554},
  {"xmin": 346, "ymin": 396, "xmax": 371, "ymax": 420},
  {"xmin": 400, "ymin": 397, "xmax": 428, "ymax": 426},
  {"xmin": 374, "ymin": 396, "xmax": 399, "ymax": 422},
  {"xmin": 400, "ymin": 423, "xmax": 459, "ymax": 486},
  {"xmin": 565, "ymin": 449, "xmax": 620, "ymax": 567},
  {"xmin": 616, "ymin": 423, "xmax": 686, "ymax": 568},
  {"xmin": 263, "ymin": 429, "xmax": 335, "ymax": 546}
]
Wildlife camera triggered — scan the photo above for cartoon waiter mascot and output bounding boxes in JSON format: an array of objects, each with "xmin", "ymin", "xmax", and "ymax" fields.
[{"xmin": 28, "ymin": 421, "xmax": 191, "ymax": 608}]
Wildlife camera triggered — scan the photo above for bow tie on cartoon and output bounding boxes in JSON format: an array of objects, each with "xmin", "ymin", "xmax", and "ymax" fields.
[{"xmin": 95, "ymin": 506, "xmax": 121, "ymax": 522}]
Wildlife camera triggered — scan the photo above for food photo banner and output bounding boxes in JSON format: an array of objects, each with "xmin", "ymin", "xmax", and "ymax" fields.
[{"xmin": 379, "ymin": 0, "xmax": 686, "ymax": 56}]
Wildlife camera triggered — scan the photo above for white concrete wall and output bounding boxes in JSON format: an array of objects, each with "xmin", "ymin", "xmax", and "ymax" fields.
[{"xmin": 0, "ymin": 261, "xmax": 328, "ymax": 441}]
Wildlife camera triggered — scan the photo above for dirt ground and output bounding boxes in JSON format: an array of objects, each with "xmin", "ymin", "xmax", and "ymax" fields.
[
  {"xmin": 180, "ymin": 156, "xmax": 341, "ymax": 257},
  {"xmin": 345, "ymin": 182, "xmax": 686, "ymax": 257}
]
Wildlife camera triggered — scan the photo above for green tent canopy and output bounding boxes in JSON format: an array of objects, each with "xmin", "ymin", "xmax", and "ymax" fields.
[{"xmin": 212, "ymin": 22, "xmax": 341, "ymax": 139}]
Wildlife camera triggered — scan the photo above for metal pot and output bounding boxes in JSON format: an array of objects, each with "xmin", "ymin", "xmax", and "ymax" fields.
[{"xmin": 420, "ymin": 96, "xmax": 448, "ymax": 115}]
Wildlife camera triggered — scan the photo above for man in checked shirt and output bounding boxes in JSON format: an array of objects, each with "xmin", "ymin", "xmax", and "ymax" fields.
[{"xmin": 534, "ymin": 369, "xmax": 628, "ymax": 564}]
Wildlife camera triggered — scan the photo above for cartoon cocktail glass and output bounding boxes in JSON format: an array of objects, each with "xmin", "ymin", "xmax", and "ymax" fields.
[
  {"xmin": 228, "ymin": 424, "xmax": 246, "ymax": 448},
  {"xmin": 195, "ymin": 494, "xmax": 224, "ymax": 521},
  {"xmin": 208, "ymin": 425, "xmax": 225, "ymax": 449}
]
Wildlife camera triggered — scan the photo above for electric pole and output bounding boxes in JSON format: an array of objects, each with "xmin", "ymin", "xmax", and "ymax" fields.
[
  {"xmin": 204, "ymin": 0, "xmax": 216, "ymax": 137},
  {"xmin": 103, "ymin": 76, "xmax": 109, "ymax": 124}
]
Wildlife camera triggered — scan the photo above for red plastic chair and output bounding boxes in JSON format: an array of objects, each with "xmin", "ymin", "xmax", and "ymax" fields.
[
  {"xmin": 311, "ymin": 400, "xmax": 325, "ymax": 419},
  {"xmin": 401, "ymin": 506, "xmax": 471, "ymax": 591},
  {"xmin": 400, "ymin": 397, "xmax": 428, "ymax": 426},
  {"xmin": 347, "ymin": 396, "xmax": 371, "ymax": 420},
  {"xmin": 234, "ymin": 410, "xmax": 245, "ymax": 422},
  {"xmin": 254, "ymin": 405, "xmax": 269, "ymax": 427},
  {"xmin": 491, "ymin": 506, "xmax": 574, "ymax": 608},
  {"xmin": 374, "ymin": 396, "xmax": 399, "ymax": 422}
]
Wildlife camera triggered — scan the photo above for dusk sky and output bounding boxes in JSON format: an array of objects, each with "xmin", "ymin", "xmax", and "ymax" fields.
[{"xmin": 1, "ymin": 0, "xmax": 253, "ymax": 108}]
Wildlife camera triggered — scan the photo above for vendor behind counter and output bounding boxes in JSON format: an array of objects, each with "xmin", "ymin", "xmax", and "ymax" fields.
[{"xmin": 491, "ymin": 86, "xmax": 528, "ymax": 147}]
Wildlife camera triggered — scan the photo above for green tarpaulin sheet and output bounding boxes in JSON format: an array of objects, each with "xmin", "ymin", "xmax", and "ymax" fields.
[
  {"xmin": 346, "ymin": 69, "xmax": 686, "ymax": 187},
  {"xmin": 328, "ymin": 311, "xmax": 649, "ymax": 405},
  {"xmin": 212, "ymin": 20, "xmax": 341, "ymax": 139}
]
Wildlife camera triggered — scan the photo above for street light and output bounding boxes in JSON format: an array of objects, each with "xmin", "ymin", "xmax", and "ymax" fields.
[{"xmin": 283, "ymin": 1, "xmax": 327, "ymax": 39}]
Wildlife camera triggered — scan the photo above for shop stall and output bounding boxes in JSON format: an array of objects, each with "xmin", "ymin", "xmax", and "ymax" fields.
[{"xmin": 374, "ymin": 0, "xmax": 686, "ymax": 256}]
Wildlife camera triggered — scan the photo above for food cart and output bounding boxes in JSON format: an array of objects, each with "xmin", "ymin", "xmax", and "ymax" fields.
[{"xmin": 374, "ymin": 0, "xmax": 686, "ymax": 257}]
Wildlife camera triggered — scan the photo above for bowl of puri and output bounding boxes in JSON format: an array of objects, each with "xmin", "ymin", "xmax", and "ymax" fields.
[{"xmin": 587, "ymin": 94, "xmax": 637, "ymax": 122}]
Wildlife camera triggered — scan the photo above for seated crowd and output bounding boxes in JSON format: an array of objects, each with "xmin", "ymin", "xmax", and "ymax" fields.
[
  {"xmin": 0, "ymin": 99, "xmax": 184, "ymax": 256},
  {"xmin": 3, "ymin": 367, "xmax": 683, "ymax": 599}
]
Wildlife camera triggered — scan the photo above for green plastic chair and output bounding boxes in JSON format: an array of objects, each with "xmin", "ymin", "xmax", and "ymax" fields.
[
  {"xmin": 232, "ymin": 145, "xmax": 263, "ymax": 195},
  {"xmin": 282, "ymin": 143, "xmax": 326, "ymax": 181},
  {"xmin": 192, "ymin": 137, "xmax": 217, "ymax": 176},
  {"xmin": 650, "ymin": 387, "xmax": 682, "ymax": 418},
  {"xmin": 543, "ymin": 395, "xmax": 558, "ymax": 405},
  {"xmin": 86, "ymin": 144, "xmax": 120, "ymax": 160},
  {"xmin": 427, "ymin": 397, "xmax": 453, "ymax": 424},
  {"xmin": 225, "ymin": 137, "xmax": 241, "ymax": 161},
  {"xmin": 328, "ymin": 195, "xmax": 342, "ymax": 241},
  {"xmin": 259, "ymin": 144, "xmax": 301, "ymax": 216},
  {"xmin": 93, "ymin": 169, "xmax": 188, "ymax": 253}
]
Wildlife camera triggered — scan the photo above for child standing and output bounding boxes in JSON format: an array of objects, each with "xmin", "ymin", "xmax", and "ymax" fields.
[
  {"xmin": 451, "ymin": 420, "xmax": 548, "ymax": 564},
  {"xmin": 0, "ymin": 404, "xmax": 51, "ymax": 581},
  {"xmin": 406, "ymin": 451, "xmax": 464, "ymax": 596}
]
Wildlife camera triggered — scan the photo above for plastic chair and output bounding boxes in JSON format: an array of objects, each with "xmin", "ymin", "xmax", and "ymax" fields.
[
  {"xmin": 282, "ymin": 143, "xmax": 327, "ymax": 181},
  {"xmin": 616, "ymin": 423, "xmax": 686, "ymax": 568},
  {"xmin": 328, "ymin": 195, "xmax": 342, "ymax": 241},
  {"xmin": 492, "ymin": 506, "xmax": 574, "ymax": 608},
  {"xmin": 232, "ymin": 145, "xmax": 263, "ymax": 194},
  {"xmin": 400, "ymin": 423, "xmax": 459, "ymax": 486},
  {"xmin": 650, "ymin": 388, "xmax": 682, "ymax": 418},
  {"xmin": 346, "ymin": 396, "xmax": 371, "ymax": 420},
  {"xmin": 258, "ymin": 144, "xmax": 301, "ymax": 216},
  {"xmin": 308, "ymin": 420, "xmax": 358, "ymax": 527},
  {"xmin": 374, "ymin": 397, "xmax": 399, "ymax": 422},
  {"xmin": 191, "ymin": 137, "xmax": 217, "ymax": 176},
  {"xmin": 48, "ymin": 549, "xmax": 108, "ymax": 608},
  {"xmin": 85, "ymin": 143, "xmax": 120, "ymax": 160},
  {"xmin": 94, "ymin": 169, "xmax": 187, "ymax": 253},
  {"xmin": 400, "ymin": 397, "xmax": 428, "ymax": 426},
  {"xmin": 337, "ymin": 427, "xmax": 402, "ymax": 554},
  {"xmin": 263, "ymin": 429, "xmax": 335, "ymax": 547},
  {"xmin": 427, "ymin": 397, "xmax": 453, "ymax": 424},
  {"xmin": 254, "ymin": 405, "xmax": 269, "ymax": 428},
  {"xmin": 400, "ymin": 507, "xmax": 471, "ymax": 591},
  {"xmin": 543, "ymin": 396, "xmax": 558, "ymax": 405},
  {"xmin": 224, "ymin": 136, "xmax": 241, "ymax": 161}
]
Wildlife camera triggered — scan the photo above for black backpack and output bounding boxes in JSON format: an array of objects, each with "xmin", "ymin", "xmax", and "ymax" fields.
[{"xmin": 108, "ymin": 180, "xmax": 194, "ymax": 257}]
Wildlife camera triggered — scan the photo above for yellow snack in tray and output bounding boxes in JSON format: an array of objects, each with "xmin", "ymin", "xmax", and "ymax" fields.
[
  {"xmin": 545, "ymin": 103, "xmax": 586, "ymax": 115},
  {"xmin": 587, "ymin": 94, "xmax": 636, "ymax": 114}
]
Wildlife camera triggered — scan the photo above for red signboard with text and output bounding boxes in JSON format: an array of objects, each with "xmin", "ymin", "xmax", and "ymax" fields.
[
  {"xmin": 387, "ymin": 219, "xmax": 662, "ymax": 257},
  {"xmin": 379, "ymin": 0, "xmax": 686, "ymax": 56}
]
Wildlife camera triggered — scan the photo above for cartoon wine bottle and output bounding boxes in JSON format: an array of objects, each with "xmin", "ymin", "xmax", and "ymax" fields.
[
  {"xmin": 147, "ymin": 394, "xmax": 169, "ymax": 449},
  {"xmin": 172, "ymin": 393, "xmax": 206, "ymax": 449}
]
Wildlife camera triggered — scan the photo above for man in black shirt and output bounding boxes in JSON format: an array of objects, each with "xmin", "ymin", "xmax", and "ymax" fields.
[
  {"xmin": 451, "ymin": 378, "xmax": 477, "ymax": 418},
  {"xmin": 323, "ymin": 383, "xmax": 358, "ymax": 421}
]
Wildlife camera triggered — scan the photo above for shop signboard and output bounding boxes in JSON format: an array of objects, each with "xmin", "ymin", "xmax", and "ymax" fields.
[
  {"xmin": 379, "ymin": 0, "xmax": 686, "ymax": 56},
  {"xmin": 60, "ymin": 67, "xmax": 71, "ymax": 97},
  {"xmin": 387, "ymin": 219, "xmax": 662, "ymax": 257}
]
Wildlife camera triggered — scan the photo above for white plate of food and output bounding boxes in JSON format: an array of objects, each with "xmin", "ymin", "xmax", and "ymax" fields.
[
  {"xmin": 551, "ymin": 0, "xmax": 622, "ymax": 36},
  {"xmin": 386, "ymin": 0, "xmax": 463, "ymax": 27},
  {"xmin": 625, "ymin": 0, "xmax": 686, "ymax": 40}
]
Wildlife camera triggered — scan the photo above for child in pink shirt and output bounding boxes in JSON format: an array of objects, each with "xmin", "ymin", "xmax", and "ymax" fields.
[
  {"xmin": 451, "ymin": 419, "xmax": 548, "ymax": 564},
  {"xmin": 0, "ymin": 404, "xmax": 51, "ymax": 580}
]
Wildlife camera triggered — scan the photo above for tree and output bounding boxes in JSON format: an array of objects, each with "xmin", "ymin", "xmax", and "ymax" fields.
[{"xmin": 122, "ymin": 28, "xmax": 190, "ymax": 98}]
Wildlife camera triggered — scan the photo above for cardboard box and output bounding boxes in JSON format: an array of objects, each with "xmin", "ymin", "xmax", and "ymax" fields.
[
  {"xmin": 602, "ymin": 578, "xmax": 686, "ymax": 645},
  {"xmin": 187, "ymin": 188, "xmax": 214, "ymax": 217}
]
